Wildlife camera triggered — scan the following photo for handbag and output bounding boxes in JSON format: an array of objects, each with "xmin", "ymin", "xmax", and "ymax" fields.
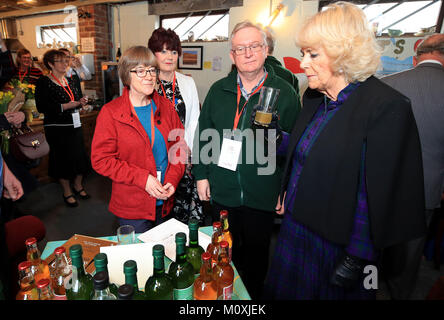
[{"xmin": 9, "ymin": 123, "xmax": 49, "ymax": 163}]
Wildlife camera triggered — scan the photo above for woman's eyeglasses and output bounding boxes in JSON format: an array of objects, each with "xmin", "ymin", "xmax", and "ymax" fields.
[
  {"xmin": 54, "ymin": 59, "xmax": 70, "ymax": 64},
  {"xmin": 130, "ymin": 68, "xmax": 157, "ymax": 78}
]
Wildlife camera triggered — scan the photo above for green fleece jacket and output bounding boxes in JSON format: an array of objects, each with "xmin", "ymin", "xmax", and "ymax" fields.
[
  {"xmin": 265, "ymin": 55, "xmax": 299, "ymax": 95},
  {"xmin": 192, "ymin": 65, "xmax": 301, "ymax": 212}
]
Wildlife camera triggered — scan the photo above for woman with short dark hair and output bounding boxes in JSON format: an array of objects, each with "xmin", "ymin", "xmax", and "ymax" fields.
[
  {"xmin": 148, "ymin": 28, "xmax": 202, "ymax": 224},
  {"xmin": 91, "ymin": 46, "xmax": 185, "ymax": 233},
  {"xmin": 35, "ymin": 49, "xmax": 90, "ymax": 207}
]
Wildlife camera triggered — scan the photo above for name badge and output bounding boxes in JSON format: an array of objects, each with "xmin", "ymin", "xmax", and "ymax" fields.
[
  {"xmin": 218, "ymin": 137, "xmax": 242, "ymax": 171},
  {"xmin": 72, "ymin": 111, "xmax": 81, "ymax": 128},
  {"xmin": 157, "ymin": 170, "xmax": 162, "ymax": 182}
]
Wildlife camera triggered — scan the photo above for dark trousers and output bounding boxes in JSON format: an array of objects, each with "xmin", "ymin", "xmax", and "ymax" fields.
[
  {"xmin": 116, "ymin": 206, "xmax": 171, "ymax": 234},
  {"xmin": 212, "ymin": 202, "xmax": 275, "ymax": 300},
  {"xmin": 383, "ymin": 209, "xmax": 434, "ymax": 299}
]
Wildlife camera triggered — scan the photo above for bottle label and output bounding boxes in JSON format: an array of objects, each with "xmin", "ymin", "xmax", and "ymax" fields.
[
  {"xmin": 222, "ymin": 284, "xmax": 233, "ymax": 300},
  {"xmin": 173, "ymin": 284, "xmax": 194, "ymax": 300}
]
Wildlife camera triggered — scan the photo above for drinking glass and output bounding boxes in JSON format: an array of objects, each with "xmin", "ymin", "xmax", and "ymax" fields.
[
  {"xmin": 117, "ymin": 225, "xmax": 136, "ymax": 245},
  {"xmin": 253, "ymin": 86, "xmax": 280, "ymax": 127}
]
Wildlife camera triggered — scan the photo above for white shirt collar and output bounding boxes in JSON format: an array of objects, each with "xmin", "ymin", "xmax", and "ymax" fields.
[{"xmin": 417, "ymin": 59, "xmax": 443, "ymax": 67}]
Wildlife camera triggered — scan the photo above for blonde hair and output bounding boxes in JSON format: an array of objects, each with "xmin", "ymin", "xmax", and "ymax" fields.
[
  {"xmin": 296, "ymin": 2, "xmax": 382, "ymax": 83},
  {"xmin": 118, "ymin": 46, "xmax": 157, "ymax": 87},
  {"xmin": 230, "ymin": 20, "xmax": 267, "ymax": 49}
]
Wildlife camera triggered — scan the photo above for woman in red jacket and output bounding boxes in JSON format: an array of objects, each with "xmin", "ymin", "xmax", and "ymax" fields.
[{"xmin": 91, "ymin": 46, "xmax": 185, "ymax": 233}]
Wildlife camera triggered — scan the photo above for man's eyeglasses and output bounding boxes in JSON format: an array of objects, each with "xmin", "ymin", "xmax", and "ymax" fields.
[
  {"xmin": 231, "ymin": 43, "xmax": 265, "ymax": 56},
  {"xmin": 130, "ymin": 68, "xmax": 157, "ymax": 78}
]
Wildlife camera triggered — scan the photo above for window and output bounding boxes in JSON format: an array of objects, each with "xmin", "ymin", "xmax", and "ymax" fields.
[
  {"xmin": 36, "ymin": 23, "xmax": 77, "ymax": 48},
  {"xmin": 161, "ymin": 10, "xmax": 229, "ymax": 41}
]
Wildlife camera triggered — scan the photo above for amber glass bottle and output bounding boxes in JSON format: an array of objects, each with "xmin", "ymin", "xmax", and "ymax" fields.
[
  {"xmin": 214, "ymin": 241, "xmax": 234, "ymax": 300},
  {"xmin": 206, "ymin": 221, "xmax": 222, "ymax": 268},
  {"xmin": 52, "ymin": 246, "xmax": 71, "ymax": 300},
  {"xmin": 37, "ymin": 279, "xmax": 55, "ymax": 300},
  {"xmin": 16, "ymin": 261, "xmax": 38, "ymax": 300},
  {"xmin": 193, "ymin": 252, "xmax": 217, "ymax": 300},
  {"xmin": 219, "ymin": 210, "xmax": 233, "ymax": 262},
  {"xmin": 25, "ymin": 237, "xmax": 51, "ymax": 284}
]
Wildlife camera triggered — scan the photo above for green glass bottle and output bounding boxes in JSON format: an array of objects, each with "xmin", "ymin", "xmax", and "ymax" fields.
[
  {"xmin": 145, "ymin": 244, "xmax": 174, "ymax": 300},
  {"xmin": 92, "ymin": 271, "xmax": 117, "ymax": 300},
  {"xmin": 168, "ymin": 232, "xmax": 195, "ymax": 300},
  {"xmin": 123, "ymin": 260, "xmax": 146, "ymax": 300},
  {"xmin": 186, "ymin": 218, "xmax": 205, "ymax": 277},
  {"xmin": 65, "ymin": 244, "xmax": 94, "ymax": 300},
  {"xmin": 93, "ymin": 253, "xmax": 118, "ymax": 297}
]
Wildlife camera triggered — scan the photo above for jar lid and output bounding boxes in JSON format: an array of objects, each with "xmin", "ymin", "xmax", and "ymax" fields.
[
  {"xmin": 18, "ymin": 261, "xmax": 32, "ymax": 271},
  {"xmin": 54, "ymin": 246, "xmax": 66, "ymax": 255},
  {"xmin": 202, "ymin": 252, "xmax": 211, "ymax": 261},
  {"xmin": 36, "ymin": 279, "xmax": 50, "ymax": 289},
  {"xmin": 25, "ymin": 237, "xmax": 37, "ymax": 246},
  {"xmin": 213, "ymin": 221, "xmax": 222, "ymax": 228},
  {"xmin": 220, "ymin": 210, "xmax": 228, "ymax": 217}
]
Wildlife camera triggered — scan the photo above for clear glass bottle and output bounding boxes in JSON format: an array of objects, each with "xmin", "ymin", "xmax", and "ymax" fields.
[
  {"xmin": 168, "ymin": 232, "xmax": 195, "ymax": 300},
  {"xmin": 16, "ymin": 261, "xmax": 38, "ymax": 300},
  {"xmin": 65, "ymin": 244, "xmax": 94, "ymax": 300},
  {"xmin": 145, "ymin": 244, "xmax": 174, "ymax": 300},
  {"xmin": 92, "ymin": 271, "xmax": 117, "ymax": 300},
  {"xmin": 37, "ymin": 279, "xmax": 55, "ymax": 300},
  {"xmin": 94, "ymin": 253, "xmax": 118, "ymax": 297},
  {"xmin": 214, "ymin": 241, "xmax": 234, "ymax": 300},
  {"xmin": 25, "ymin": 237, "xmax": 51, "ymax": 284},
  {"xmin": 220, "ymin": 210, "xmax": 233, "ymax": 262},
  {"xmin": 123, "ymin": 260, "xmax": 146, "ymax": 300},
  {"xmin": 117, "ymin": 284, "xmax": 134, "ymax": 300},
  {"xmin": 193, "ymin": 252, "xmax": 217, "ymax": 300},
  {"xmin": 186, "ymin": 218, "xmax": 205, "ymax": 276},
  {"xmin": 52, "ymin": 246, "xmax": 71, "ymax": 300},
  {"xmin": 206, "ymin": 221, "xmax": 222, "ymax": 268}
]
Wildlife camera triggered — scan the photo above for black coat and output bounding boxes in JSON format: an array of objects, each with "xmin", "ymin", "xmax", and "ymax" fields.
[{"xmin": 281, "ymin": 76, "xmax": 426, "ymax": 249}]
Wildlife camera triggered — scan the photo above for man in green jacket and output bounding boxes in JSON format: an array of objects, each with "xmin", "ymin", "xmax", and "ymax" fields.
[
  {"xmin": 192, "ymin": 20, "xmax": 301, "ymax": 299},
  {"xmin": 263, "ymin": 26, "xmax": 299, "ymax": 95}
]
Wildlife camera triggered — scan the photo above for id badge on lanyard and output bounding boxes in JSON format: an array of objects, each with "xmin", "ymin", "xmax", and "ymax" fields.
[
  {"xmin": 72, "ymin": 111, "xmax": 81, "ymax": 128},
  {"xmin": 218, "ymin": 131, "xmax": 242, "ymax": 171}
]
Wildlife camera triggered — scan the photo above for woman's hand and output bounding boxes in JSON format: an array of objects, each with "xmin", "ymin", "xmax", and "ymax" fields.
[
  {"xmin": 196, "ymin": 179, "xmax": 211, "ymax": 201},
  {"xmin": 275, "ymin": 192, "xmax": 286, "ymax": 215},
  {"xmin": 4, "ymin": 111, "xmax": 25, "ymax": 127},
  {"xmin": 63, "ymin": 101, "xmax": 82, "ymax": 110},
  {"xmin": 163, "ymin": 182, "xmax": 175, "ymax": 199},
  {"xmin": 145, "ymin": 174, "xmax": 168, "ymax": 199},
  {"xmin": 3, "ymin": 162, "xmax": 23, "ymax": 201},
  {"xmin": 79, "ymin": 96, "xmax": 88, "ymax": 106}
]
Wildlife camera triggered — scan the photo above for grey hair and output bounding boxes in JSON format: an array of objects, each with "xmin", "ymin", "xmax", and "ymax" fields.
[
  {"xmin": 416, "ymin": 34, "xmax": 444, "ymax": 57},
  {"xmin": 230, "ymin": 20, "xmax": 268, "ymax": 49}
]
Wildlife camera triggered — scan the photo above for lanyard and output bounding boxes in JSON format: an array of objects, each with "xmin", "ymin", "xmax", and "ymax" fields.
[
  {"xmin": 50, "ymin": 73, "xmax": 75, "ymax": 102},
  {"xmin": 160, "ymin": 73, "xmax": 176, "ymax": 109},
  {"xmin": 233, "ymin": 74, "xmax": 268, "ymax": 130},
  {"xmin": 131, "ymin": 101, "xmax": 156, "ymax": 148},
  {"xmin": 18, "ymin": 68, "xmax": 28, "ymax": 83}
]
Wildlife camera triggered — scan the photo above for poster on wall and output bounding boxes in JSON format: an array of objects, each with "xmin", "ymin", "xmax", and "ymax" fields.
[
  {"xmin": 179, "ymin": 46, "xmax": 203, "ymax": 70},
  {"xmin": 81, "ymin": 37, "xmax": 95, "ymax": 53}
]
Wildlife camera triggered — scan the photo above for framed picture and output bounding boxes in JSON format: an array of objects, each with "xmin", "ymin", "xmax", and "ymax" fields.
[{"xmin": 179, "ymin": 46, "xmax": 203, "ymax": 70}]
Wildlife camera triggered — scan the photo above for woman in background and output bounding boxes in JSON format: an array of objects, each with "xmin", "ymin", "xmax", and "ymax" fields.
[{"xmin": 148, "ymin": 28, "xmax": 203, "ymax": 224}]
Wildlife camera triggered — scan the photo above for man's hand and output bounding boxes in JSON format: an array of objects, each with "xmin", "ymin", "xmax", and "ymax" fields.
[
  {"xmin": 3, "ymin": 161, "xmax": 23, "ymax": 201},
  {"xmin": 71, "ymin": 56, "xmax": 82, "ymax": 69},
  {"xmin": 196, "ymin": 179, "xmax": 211, "ymax": 201}
]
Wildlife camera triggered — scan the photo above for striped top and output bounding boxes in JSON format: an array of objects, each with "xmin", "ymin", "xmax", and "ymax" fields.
[
  {"xmin": 280, "ymin": 82, "xmax": 376, "ymax": 261},
  {"xmin": 12, "ymin": 66, "xmax": 43, "ymax": 85}
]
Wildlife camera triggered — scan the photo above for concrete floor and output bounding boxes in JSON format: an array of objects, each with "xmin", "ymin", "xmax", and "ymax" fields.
[{"xmin": 14, "ymin": 171, "xmax": 444, "ymax": 300}]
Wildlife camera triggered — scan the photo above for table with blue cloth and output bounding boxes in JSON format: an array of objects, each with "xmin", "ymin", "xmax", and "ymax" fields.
[{"xmin": 41, "ymin": 226, "xmax": 251, "ymax": 300}]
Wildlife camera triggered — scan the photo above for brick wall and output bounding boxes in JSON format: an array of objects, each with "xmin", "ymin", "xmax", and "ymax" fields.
[{"xmin": 77, "ymin": 4, "xmax": 113, "ymax": 99}]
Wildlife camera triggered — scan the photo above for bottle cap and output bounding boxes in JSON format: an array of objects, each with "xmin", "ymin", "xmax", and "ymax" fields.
[
  {"xmin": 220, "ymin": 241, "xmax": 229, "ymax": 248},
  {"xmin": 94, "ymin": 253, "xmax": 108, "ymax": 268},
  {"xmin": 153, "ymin": 244, "xmax": 165, "ymax": 257},
  {"xmin": 220, "ymin": 210, "xmax": 228, "ymax": 218},
  {"xmin": 117, "ymin": 284, "xmax": 134, "ymax": 300},
  {"xmin": 93, "ymin": 271, "xmax": 109, "ymax": 290},
  {"xmin": 123, "ymin": 260, "xmax": 137, "ymax": 274},
  {"xmin": 25, "ymin": 237, "xmax": 37, "ymax": 246},
  {"xmin": 36, "ymin": 279, "xmax": 50, "ymax": 289},
  {"xmin": 213, "ymin": 221, "xmax": 222, "ymax": 229},
  {"xmin": 54, "ymin": 246, "xmax": 66, "ymax": 255},
  {"xmin": 175, "ymin": 232, "xmax": 186, "ymax": 244},
  {"xmin": 69, "ymin": 244, "xmax": 83, "ymax": 259},
  {"xmin": 18, "ymin": 261, "xmax": 32, "ymax": 271},
  {"xmin": 202, "ymin": 252, "xmax": 211, "ymax": 261},
  {"xmin": 188, "ymin": 218, "xmax": 199, "ymax": 230}
]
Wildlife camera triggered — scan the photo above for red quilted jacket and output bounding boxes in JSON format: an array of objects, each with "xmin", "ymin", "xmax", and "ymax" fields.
[{"xmin": 91, "ymin": 87, "xmax": 185, "ymax": 221}]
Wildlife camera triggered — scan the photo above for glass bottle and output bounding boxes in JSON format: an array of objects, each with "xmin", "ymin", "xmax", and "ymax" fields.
[
  {"xmin": 186, "ymin": 218, "xmax": 205, "ymax": 276},
  {"xmin": 214, "ymin": 241, "xmax": 234, "ymax": 300},
  {"xmin": 116, "ymin": 44, "xmax": 121, "ymax": 62},
  {"xmin": 65, "ymin": 244, "xmax": 94, "ymax": 300},
  {"xmin": 52, "ymin": 246, "xmax": 71, "ymax": 300},
  {"xmin": 117, "ymin": 284, "xmax": 134, "ymax": 300},
  {"xmin": 123, "ymin": 260, "xmax": 146, "ymax": 300},
  {"xmin": 145, "ymin": 244, "xmax": 174, "ymax": 300},
  {"xmin": 168, "ymin": 232, "xmax": 195, "ymax": 300},
  {"xmin": 16, "ymin": 261, "xmax": 38, "ymax": 300},
  {"xmin": 25, "ymin": 237, "xmax": 51, "ymax": 284},
  {"xmin": 92, "ymin": 271, "xmax": 117, "ymax": 300},
  {"xmin": 94, "ymin": 253, "xmax": 118, "ymax": 297},
  {"xmin": 206, "ymin": 221, "xmax": 222, "ymax": 268},
  {"xmin": 37, "ymin": 279, "xmax": 55, "ymax": 300},
  {"xmin": 193, "ymin": 252, "xmax": 217, "ymax": 300},
  {"xmin": 220, "ymin": 210, "xmax": 233, "ymax": 262}
]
